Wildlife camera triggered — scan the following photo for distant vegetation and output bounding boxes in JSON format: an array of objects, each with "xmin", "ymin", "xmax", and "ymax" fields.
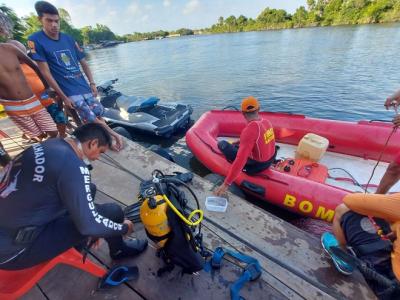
[
  {"xmin": 0, "ymin": 5, "xmax": 118, "ymax": 44},
  {"xmin": 208, "ymin": 0, "xmax": 400, "ymax": 33},
  {"xmin": 123, "ymin": 28, "xmax": 194, "ymax": 42},
  {"xmin": 1, "ymin": 0, "xmax": 400, "ymax": 45}
]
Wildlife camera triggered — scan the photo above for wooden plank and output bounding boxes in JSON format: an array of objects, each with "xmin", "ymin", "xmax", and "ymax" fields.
[
  {"xmin": 35, "ymin": 263, "xmax": 143, "ymax": 300},
  {"xmin": 92, "ymin": 162, "xmax": 329, "ymax": 300},
  {"xmin": 95, "ymin": 177, "xmax": 304, "ymax": 300},
  {"xmin": 20, "ymin": 285, "xmax": 47, "ymax": 300},
  {"xmin": 93, "ymin": 191, "xmax": 289, "ymax": 300},
  {"xmin": 90, "ymin": 139, "xmax": 376, "ymax": 299}
]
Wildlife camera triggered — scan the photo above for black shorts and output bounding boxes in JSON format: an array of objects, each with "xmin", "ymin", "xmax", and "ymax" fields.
[{"xmin": 341, "ymin": 211, "xmax": 396, "ymax": 298}]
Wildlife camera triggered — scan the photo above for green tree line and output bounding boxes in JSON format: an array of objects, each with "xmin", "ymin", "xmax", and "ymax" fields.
[
  {"xmin": 0, "ymin": 5, "xmax": 119, "ymax": 44},
  {"xmin": 2, "ymin": 1, "xmax": 400, "ymax": 45},
  {"xmin": 123, "ymin": 28, "xmax": 194, "ymax": 42},
  {"xmin": 208, "ymin": 0, "xmax": 400, "ymax": 33},
  {"xmin": 0, "ymin": 4, "xmax": 194, "ymax": 44}
]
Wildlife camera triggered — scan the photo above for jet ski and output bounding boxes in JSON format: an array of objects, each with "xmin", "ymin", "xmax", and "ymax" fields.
[{"xmin": 97, "ymin": 79, "xmax": 193, "ymax": 138}]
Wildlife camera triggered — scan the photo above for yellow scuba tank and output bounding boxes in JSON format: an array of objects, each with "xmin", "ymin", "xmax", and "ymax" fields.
[
  {"xmin": 135, "ymin": 172, "xmax": 206, "ymax": 275},
  {"xmin": 140, "ymin": 195, "xmax": 171, "ymax": 248}
]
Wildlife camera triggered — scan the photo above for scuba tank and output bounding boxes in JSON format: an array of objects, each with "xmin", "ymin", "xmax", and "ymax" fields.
[
  {"xmin": 140, "ymin": 194, "xmax": 170, "ymax": 248},
  {"xmin": 132, "ymin": 170, "xmax": 207, "ymax": 275}
]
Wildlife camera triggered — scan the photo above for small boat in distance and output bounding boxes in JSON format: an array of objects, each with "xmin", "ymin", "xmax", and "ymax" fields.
[{"xmin": 186, "ymin": 110, "xmax": 400, "ymax": 222}]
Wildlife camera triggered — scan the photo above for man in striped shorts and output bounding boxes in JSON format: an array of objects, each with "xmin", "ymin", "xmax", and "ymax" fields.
[
  {"xmin": 8, "ymin": 40, "xmax": 67, "ymax": 138},
  {"xmin": 0, "ymin": 16, "xmax": 57, "ymax": 142}
]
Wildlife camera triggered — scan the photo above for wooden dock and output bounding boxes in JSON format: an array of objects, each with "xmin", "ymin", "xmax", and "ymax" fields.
[{"xmin": 0, "ymin": 118, "xmax": 375, "ymax": 300}]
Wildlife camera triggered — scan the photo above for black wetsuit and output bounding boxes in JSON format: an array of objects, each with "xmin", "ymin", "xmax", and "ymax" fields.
[{"xmin": 0, "ymin": 138, "xmax": 128, "ymax": 269}]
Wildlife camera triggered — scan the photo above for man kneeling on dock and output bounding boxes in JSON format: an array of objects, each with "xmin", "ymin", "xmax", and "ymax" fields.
[
  {"xmin": 323, "ymin": 194, "xmax": 400, "ymax": 299},
  {"xmin": 214, "ymin": 96, "xmax": 277, "ymax": 196},
  {"xmin": 0, "ymin": 123, "xmax": 147, "ymax": 270}
]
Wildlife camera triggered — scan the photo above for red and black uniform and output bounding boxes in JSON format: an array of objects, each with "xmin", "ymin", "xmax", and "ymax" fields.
[{"xmin": 218, "ymin": 119, "xmax": 276, "ymax": 185}]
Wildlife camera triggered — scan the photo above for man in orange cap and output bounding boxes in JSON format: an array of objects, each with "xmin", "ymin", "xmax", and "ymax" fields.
[{"xmin": 214, "ymin": 96, "xmax": 277, "ymax": 196}]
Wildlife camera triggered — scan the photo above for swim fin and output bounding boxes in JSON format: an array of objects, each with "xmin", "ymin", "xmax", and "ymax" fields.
[{"xmin": 98, "ymin": 265, "xmax": 139, "ymax": 289}]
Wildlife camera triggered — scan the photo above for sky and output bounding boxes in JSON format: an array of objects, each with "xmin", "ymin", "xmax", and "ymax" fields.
[{"xmin": 3, "ymin": 0, "xmax": 307, "ymax": 35}]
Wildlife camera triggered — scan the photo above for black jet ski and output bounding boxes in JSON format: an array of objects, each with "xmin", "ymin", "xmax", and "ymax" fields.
[{"xmin": 97, "ymin": 79, "xmax": 193, "ymax": 138}]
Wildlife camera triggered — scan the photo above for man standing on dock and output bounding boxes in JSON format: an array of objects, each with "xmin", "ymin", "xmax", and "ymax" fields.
[
  {"xmin": 27, "ymin": 1, "xmax": 123, "ymax": 150},
  {"xmin": 0, "ymin": 10, "xmax": 58, "ymax": 143}
]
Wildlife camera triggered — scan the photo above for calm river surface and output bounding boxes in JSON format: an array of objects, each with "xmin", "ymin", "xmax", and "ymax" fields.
[
  {"xmin": 87, "ymin": 24, "xmax": 400, "ymax": 227},
  {"xmin": 87, "ymin": 23, "xmax": 400, "ymax": 121}
]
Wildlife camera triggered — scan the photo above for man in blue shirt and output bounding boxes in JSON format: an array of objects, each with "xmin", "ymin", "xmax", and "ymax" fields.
[{"xmin": 28, "ymin": 1, "xmax": 122, "ymax": 150}]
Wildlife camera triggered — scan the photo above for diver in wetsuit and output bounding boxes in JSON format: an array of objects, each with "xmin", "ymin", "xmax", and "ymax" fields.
[{"xmin": 0, "ymin": 123, "xmax": 147, "ymax": 270}]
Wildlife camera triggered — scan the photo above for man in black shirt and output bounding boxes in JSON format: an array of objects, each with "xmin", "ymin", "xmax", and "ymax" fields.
[{"xmin": 0, "ymin": 123, "xmax": 147, "ymax": 269}]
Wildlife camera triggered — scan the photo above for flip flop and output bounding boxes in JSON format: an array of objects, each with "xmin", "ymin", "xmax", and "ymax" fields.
[{"xmin": 98, "ymin": 265, "xmax": 139, "ymax": 289}]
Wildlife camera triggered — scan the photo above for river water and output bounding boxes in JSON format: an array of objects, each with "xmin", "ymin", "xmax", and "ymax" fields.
[
  {"xmin": 87, "ymin": 24, "xmax": 400, "ymax": 229},
  {"xmin": 87, "ymin": 23, "xmax": 400, "ymax": 121}
]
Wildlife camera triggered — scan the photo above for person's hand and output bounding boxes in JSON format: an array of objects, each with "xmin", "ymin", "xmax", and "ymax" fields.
[
  {"xmin": 62, "ymin": 95, "xmax": 74, "ymax": 110},
  {"xmin": 123, "ymin": 219, "xmax": 134, "ymax": 236},
  {"xmin": 91, "ymin": 238, "xmax": 102, "ymax": 250},
  {"xmin": 385, "ymin": 95, "xmax": 400, "ymax": 110},
  {"xmin": 90, "ymin": 83, "xmax": 98, "ymax": 97},
  {"xmin": 384, "ymin": 97, "xmax": 399, "ymax": 110},
  {"xmin": 111, "ymin": 134, "xmax": 124, "ymax": 152},
  {"xmin": 46, "ymin": 88, "xmax": 57, "ymax": 99},
  {"xmin": 214, "ymin": 182, "xmax": 229, "ymax": 197},
  {"xmin": 54, "ymin": 95, "xmax": 64, "ymax": 109},
  {"xmin": 392, "ymin": 115, "xmax": 400, "ymax": 128}
]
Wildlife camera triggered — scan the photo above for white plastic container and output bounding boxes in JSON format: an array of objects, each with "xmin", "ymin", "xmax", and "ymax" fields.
[
  {"xmin": 205, "ymin": 196, "xmax": 228, "ymax": 212},
  {"xmin": 296, "ymin": 133, "xmax": 329, "ymax": 162}
]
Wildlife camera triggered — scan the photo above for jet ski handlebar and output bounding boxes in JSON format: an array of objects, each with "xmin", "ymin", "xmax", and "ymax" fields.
[{"xmin": 97, "ymin": 78, "xmax": 119, "ymax": 93}]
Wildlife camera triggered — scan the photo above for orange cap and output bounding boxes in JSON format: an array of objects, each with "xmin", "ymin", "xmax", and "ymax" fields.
[{"xmin": 241, "ymin": 96, "xmax": 260, "ymax": 113}]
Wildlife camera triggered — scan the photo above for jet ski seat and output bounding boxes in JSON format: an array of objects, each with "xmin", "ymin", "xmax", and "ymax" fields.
[{"xmin": 116, "ymin": 95, "xmax": 160, "ymax": 113}]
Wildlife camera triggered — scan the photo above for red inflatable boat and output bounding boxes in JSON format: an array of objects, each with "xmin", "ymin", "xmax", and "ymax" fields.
[{"xmin": 186, "ymin": 110, "xmax": 400, "ymax": 222}]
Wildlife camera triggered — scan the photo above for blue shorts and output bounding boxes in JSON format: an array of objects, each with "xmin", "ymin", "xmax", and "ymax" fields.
[
  {"xmin": 46, "ymin": 103, "xmax": 67, "ymax": 124},
  {"xmin": 69, "ymin": 93, "xmax": 104, "ymax": 123}
]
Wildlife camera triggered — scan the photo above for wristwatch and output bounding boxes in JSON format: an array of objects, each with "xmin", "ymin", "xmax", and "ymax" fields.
[{"xmin": 89, "ymin": 82, "xmax": 96, "ymax": 86}]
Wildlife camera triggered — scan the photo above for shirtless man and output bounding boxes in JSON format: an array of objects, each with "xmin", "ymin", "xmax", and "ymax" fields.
[
  {"xmin": 0, "ymin": 11, "xmax": 58, "ymax": 141},
  {"xmin": 8, "ymin": 40, "xmax": 67, "ymax": 138}
]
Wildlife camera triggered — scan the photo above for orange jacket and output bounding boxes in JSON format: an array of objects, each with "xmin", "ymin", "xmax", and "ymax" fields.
[{"xmin": 20, "ymin": 64, "xmax": 54, "ymax": 107}]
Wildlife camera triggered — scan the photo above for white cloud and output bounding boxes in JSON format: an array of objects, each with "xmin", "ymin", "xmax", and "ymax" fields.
[
  {"xmin": 127, "ymin": 1, "xmax": 141, "ymax": 15},
  {"xmin": 183, "ymin": 0, "xmax": 200, "ymax": 15},
  {"xmin": 141, "ymin": 14, "xmax": 149, "ymax": 22},
  {"xmin": 144, "ymin": 4, "xmax": 153, "ymax": 10},
  {"xmin": 163, "ymin": 0, "xmax": 171, "ymax": 7}
]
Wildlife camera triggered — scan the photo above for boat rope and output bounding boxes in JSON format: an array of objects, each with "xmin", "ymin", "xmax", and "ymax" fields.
[
  {"xmin": 364, "ymin": 126, "xmax": 397, "ymax": 194},
  {"xmin": 364, "ymin": 108, "xmax": 398, "ymax": 240},
  {"xmin": 0, "ymin": 130, "xmax": 28, "ymax": 151}
]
